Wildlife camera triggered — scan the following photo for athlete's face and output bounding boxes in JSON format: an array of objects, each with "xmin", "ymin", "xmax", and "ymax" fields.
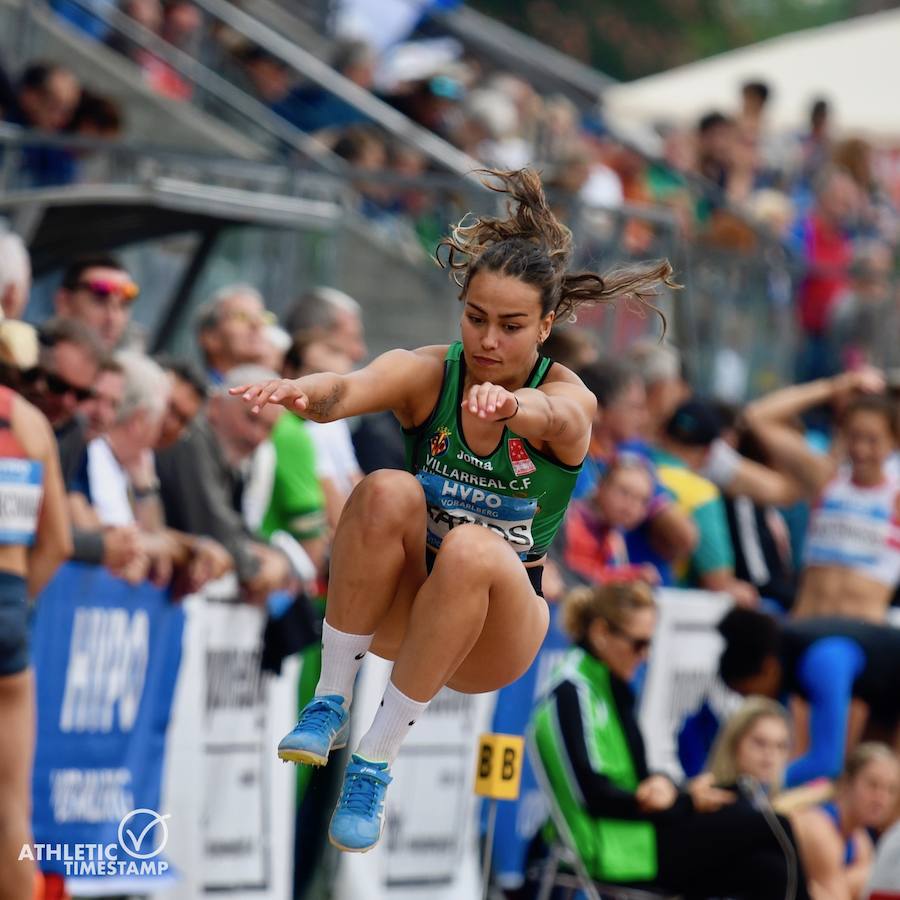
[
  {"xmin": 733, "ymin": 715, "xmax": 791, "ymax": 790},
  {"xmin": 844, "ymin": 409, "xmax": 895, "ymax": 483},
  {"xmin": 460, "ymin": 271, "xmax": 554, "ymax": 385},
  {"xmin": 845, "ymin": 756, "xmax": 900, "ymax": 829}
]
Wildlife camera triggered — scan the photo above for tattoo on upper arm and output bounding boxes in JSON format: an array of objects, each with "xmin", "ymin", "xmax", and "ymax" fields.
[{"xmin": 308, "ymin": 383, "xmax": 342, "ymax": 419}]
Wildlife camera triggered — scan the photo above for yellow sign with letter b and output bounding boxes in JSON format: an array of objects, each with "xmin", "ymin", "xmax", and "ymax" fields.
[{"xmin": 474, "ymin": 733, "xmax": 524, "ymax": 800}]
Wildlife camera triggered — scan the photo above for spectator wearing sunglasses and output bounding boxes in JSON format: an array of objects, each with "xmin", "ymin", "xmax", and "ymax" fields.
[
  {"xmin": 55, "ymin": 255, "xmax": 139, "ymax": 351},
  {"xmin": 154, "ymin": 356, "xmax": 208, "ymax": 450},
  {"xmin": 194, "ymin": 285, "xmax": 276, "ymax": 386},
  {"xmin": 529, "ymin": 581, "xmax": 812, "ymax": 899},
  {"xmin": 23, "ymin": 318, "xmax": 144, "ymax": 580}
]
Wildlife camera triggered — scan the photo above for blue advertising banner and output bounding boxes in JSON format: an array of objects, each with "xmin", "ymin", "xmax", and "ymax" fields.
[
  {"xmin": 486, "ymin": 603, "xmax": 571, "ymax": 889},
  {"xmin": 29, "ymin": 563, "xmax": 184, "ymax": 891}
]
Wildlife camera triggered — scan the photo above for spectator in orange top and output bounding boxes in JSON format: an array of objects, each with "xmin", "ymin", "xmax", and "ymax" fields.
[{"xmin": 561, "ymin": 453, "xmax": 661, "ymax": 587}]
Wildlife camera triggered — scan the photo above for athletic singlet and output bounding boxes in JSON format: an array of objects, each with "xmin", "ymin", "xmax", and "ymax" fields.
[
  {"xmin": 403, "ymin": 342, "xmax": 581, "ymax": 562},
  {"xmin": 821, "ymin": 802, "xmax": 857, "ymax": 866},
  {"xmin": 803, "ymin": 471, "xmax": 900, "ymax": 586},
  {"xmin": 0, "ymin": 387, "xmax": 42, "ymax": 546}
]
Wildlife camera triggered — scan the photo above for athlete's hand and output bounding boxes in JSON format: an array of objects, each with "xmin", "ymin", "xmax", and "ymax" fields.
[
  {"xmin": 462, "ymin": 382, "xmax": 518, "ymax": 421},
  {"xmin": 229, "ymin": 378, "xmax": 309, "ymax": 415}
]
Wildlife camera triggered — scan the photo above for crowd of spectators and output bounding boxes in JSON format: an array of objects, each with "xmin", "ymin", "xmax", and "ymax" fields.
[{"xmin": 5, "ymin": 1, "xmax": 896, "ymax": 385}]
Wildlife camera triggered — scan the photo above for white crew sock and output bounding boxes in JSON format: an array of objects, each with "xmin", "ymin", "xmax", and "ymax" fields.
[
  {"xmin": 355, "ymin": 680, "xmax": 429, "ymax": 765},
  {"xmin": 314, "ymin": 621, "xmax": 374, "ymax": 708}
]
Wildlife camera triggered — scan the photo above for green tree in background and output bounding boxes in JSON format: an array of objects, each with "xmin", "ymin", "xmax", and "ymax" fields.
[{"xmin": 470, "ymin": 0, "xmax": 899, "ymax": 80}]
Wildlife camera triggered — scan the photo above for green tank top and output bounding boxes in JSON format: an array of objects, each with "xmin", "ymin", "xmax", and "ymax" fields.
[{"xmin": 403, "ymin": 341, "xmax": 581, "ymax": 562}]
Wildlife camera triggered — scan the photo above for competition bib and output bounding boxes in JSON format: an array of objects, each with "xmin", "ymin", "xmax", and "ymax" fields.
[
  {"xmin": 0, "ymin": 457, "xmax": 43, "ymax": 545},
  {"xmin": 417, "ymin": 471, "xmax": 538, "ymax": 559}
]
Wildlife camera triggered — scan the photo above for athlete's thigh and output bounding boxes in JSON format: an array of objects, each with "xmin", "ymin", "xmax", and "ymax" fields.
[
  {"xmin": 369, "ymin": 552, "xmax": 428, "ymax": 661},
  {"xmin": 0, "ymin": 670, "xmax": 34, "ymax": 806},
  {"xmin": 448, "ymin": 547, "xmax": 549, "ymax": 694}
]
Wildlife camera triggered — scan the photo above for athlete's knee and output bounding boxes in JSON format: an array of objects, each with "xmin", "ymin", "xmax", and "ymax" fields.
[
  {"xmin": 348, "ymin": 470, "xmax": 424, "ymax": 532},
  {"xmin": 435, "ymin": 524, "xmax": 503, "ymax": 576}
]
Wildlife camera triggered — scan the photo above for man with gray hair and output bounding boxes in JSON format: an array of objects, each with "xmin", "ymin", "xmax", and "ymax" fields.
[
  {"xmin": 87, "ymin": 351, "xmax": 170, "ymax": 527},
  {"xmin": 156, "ymin": 364, "xmax": 292, "ymax": 604},
  {"xmin": 0, "ymin": 232, "xmax": 31, "ymax": 319},
  {"xmin": 628, "ymin": 339, "xmax": 690, "ymax": 440},
  {"xmin": 285, "ymin": 286, "xmax": 367, "ymax": 365},
  {"xmin": 84, "ymin": 351, "xmax": 181, "ymax": 583},
  {"xmin": 195, "ymin": 284, "xmax": 276, "ymax": 384}
]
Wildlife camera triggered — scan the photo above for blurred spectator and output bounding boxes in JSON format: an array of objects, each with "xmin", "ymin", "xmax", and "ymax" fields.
[
  {"xmin": 107, "ymin": 0, "xmax": 193, "ymax": 100},
  {"xmin": 560, "ymin": 453, "xmax": 660, "ymax": 586},
  {"xmin": 256, "ymin": 323, "xmax": 291, "ymax": 372},
  {"xmin": 87, "ymin": 351, "xmax": 169, "ymax": 526},
  {"xmin": 794, "ymin": 743, "xmax": 900, "ymax": 897},
  {"xmin": 83, "ymin": 355, "xmax": 124, "ymax": 443},
  {"xmin": 718, "ymin": 608, "xmax": 900, "ymax": 787},
  {"xmin": 20, "ymin": 318, "xmax": 99, "ymax": 436},
  {"xmin": 195, "ymin": 284, "xmax": 275, "ymax": 384},
  {"xmin": 5, "ymin": 63, "xmax": 81, "ymax": 186},
  {"xmin": 744, "ymin": 372, "xmax": 899, "ymax": 623},
  {"xmin": 789, "ymin": 166, "xmax": 861, "ymax": 380},
  {"xmin": 156, "ymin": 365, "xmax": 292, "ymax": 604},
  {"xmin": 332, "ymin": 126, "xmax": 396, "ymax": 220},
  {"xmin": 54, "ymin": 255, "xmax": 139, "ymax": 350},
  {"xmin": 738, "ymin": 80, "xmax": 771, "ymax": 144},
  {"xmin": 68, "ymin": 90, "xmax": 123, "ymax": 138},
  {"xmin": 388, "ymin": 73, "xmax": 465, "ymax": 143},
  {"xmin": 798, "ymin": 97, "xmax": 831, "ymax": 186},
  {"xmin": 271, "ymin": 39, "xmax": 375, "ymax": 135},
  {"xmin": 628, "ymin": 340, "xmax": 690, "ymax": 440},
  {"xmin": 286, "ymin": 286, "xmax": 367, "ymax": 364},
  {"xmin": 572, "ymin": 358, "xmax": 696, "ymax": 582},
  {"xmin": 652, "ymin": 399, "xmax": 757, "ymax": 604},
  {"xmin": 696, "ymin": 111, "xmax": 736, "ymax": 198},
  {"xmin": 0, "ymin": 232, "xmax": 31, "ymax": 319},
  {"xmin": 706, "ymin": 696, "xmax": 792, "ymax": 796},
  {"xmin": 239, "ymin": 47, "xmax": 292, "ymax": 105},
  {"xmin": 462, "ymin": 87, "xmax": 529, "ymax": 170},
  {"xmin": 531, "ymin": 581, "xmax": 810, "ymax": 898},
  {"xmin": 87, "ymin": 351, "xmax": 175, "ymax": 584},
  {"xmin": 20, "ymin": 318, "xmax": 143, "ymax": 577},
  {"xmin": 833, "ymin": 137, "xmax": 898, "ymax": 245},
  {"xmin": 154, "ymin": 356, "xmax": 207, "ymax": 450},
  {"xmin": 282, "ymin": 330, "xmax": 361, "ymax": 529},
  {"xmin": 539, "ymin": 325, "xmax": 598, "ymax": 372},
  {"xmin": 245, "ymin": 334, "xmax": 329, "ymax": 574}
]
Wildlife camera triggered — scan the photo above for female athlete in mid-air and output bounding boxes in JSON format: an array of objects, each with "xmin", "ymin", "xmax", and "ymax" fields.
[{"xmin": 233, "ymin": 168, "xmax": 674, "ymax": 852}]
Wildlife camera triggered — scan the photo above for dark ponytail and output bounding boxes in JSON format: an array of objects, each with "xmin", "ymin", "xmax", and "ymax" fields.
[{"xmin": 436, "ymin": 168, "xmax": 676, "ymax": 332}]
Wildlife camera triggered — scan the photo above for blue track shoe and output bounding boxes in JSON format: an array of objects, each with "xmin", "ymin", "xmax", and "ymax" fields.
[
  {"xmin": 277, "ymin": 694, "xmax": 349, "ymax": 766},
  {"xmin": 328, "ymin": 755, "xmax": 393, "ymax": 853}
]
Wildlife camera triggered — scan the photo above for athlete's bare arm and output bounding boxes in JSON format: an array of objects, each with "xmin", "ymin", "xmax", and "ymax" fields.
[
  {"xmin": 231, "ymin": 346, "xmax": 446, "ymax": 429},
  {"xmin": 461, "ymin": 364, "xmax": 595, "ymax": 467}
]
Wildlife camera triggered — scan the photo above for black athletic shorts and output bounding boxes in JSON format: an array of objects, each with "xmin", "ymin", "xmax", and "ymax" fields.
[{"xmin": 0, "ymin": 571, "xmax": 29, "ymax": 676}]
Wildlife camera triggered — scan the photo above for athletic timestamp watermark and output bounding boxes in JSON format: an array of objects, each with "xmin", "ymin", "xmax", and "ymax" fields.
[{"xmin": 19, "ymin": 808, "xmax": 171, "ymax": 877}]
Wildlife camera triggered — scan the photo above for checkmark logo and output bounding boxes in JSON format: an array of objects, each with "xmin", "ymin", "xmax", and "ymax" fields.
[{"xmin": 117, "ymin": 809, "xmax": 171, "ymax": 860}]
